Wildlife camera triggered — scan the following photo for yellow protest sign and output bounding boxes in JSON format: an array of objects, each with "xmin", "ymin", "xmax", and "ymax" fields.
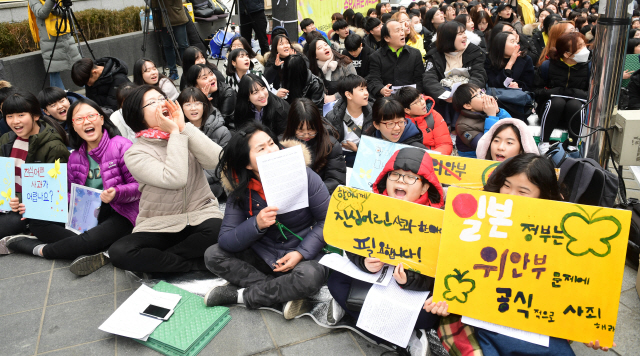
[
  {"xmin": 324, "ymin": 186, "xmax": 444, "ymax": 277},
  {"xmin": 429, "ymin": 153, "xmax": 500, "ymax": 189},
  {"xmin": 433, "ymin": 187, "xmax": 631, "ymax": 346}
]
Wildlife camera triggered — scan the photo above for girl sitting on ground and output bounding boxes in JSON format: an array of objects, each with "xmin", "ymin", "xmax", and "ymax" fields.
[
  {"xmin": 224, "ymin": 48, "xmax": 271, "ymax": 93},
  {"xmin": 204, "ymin": 121, "xmax": 330, "ymax": 320},
  {"xmin": 475, "ymin": 118, "xmax": 539, "ymax": 161},
  {"xmin": 184, "ymin": 64, "xmax": 236, "ymax": 126},
  {"xmin": 364, "ymin": 97, "xmax": 426, "ymax": 149},
  {"xmin": 230, "ymin": 36, "xmax": 265, "ymax": 73},
  {"xmin": 233, "ymin": 74, "xmax": 290, "ymax": 135},
  {"xmin": 3, "ymin": 98, "xmax": 140, "ymax": 276}
]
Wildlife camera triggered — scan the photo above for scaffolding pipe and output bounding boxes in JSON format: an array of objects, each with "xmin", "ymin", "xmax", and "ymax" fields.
[{"xmin": 584, "ymin": 0, "xmax": 633, "ymax": 166}]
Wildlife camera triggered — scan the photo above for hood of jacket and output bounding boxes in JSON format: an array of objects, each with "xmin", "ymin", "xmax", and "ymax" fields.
[
  {"xmin": 220, "ymin": 139, "xmax": 312, "ymax": 192},
  {"xmin": 94, "ymin": 57, "xmax": 128, "ymax": 87},
  {"xmin": 371, "ymin": 147, "xmax": 444, "ymax": 208},
  {"xmin": 475, "ymin": 118, "xmax": 539, "ymax": 159},
  {"xmin": 374, "ymin": 118, "xmax": 421, "ymax": 143}
]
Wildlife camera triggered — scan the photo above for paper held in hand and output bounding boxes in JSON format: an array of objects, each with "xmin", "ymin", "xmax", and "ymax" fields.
[
  {"xmin": 256, "ymin": 145, "xmax": 309, "ymax": 214},
  {"xmin": 66, "ymin": 184, "xmax": 103, "ymax": 234}
]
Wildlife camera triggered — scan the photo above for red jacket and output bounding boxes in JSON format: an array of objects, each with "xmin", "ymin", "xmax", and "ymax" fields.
[{"xmin": 406, "ymin": 96, "xmax": 453, "ymax": 155}]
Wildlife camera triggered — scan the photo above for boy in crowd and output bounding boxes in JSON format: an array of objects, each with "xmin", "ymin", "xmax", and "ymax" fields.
[
  {"xmin": 298, "ymin": 18, "xmax": 329, "ymax": 45},
  {"xmin": 331, "ymin": 19, "xmax": 352, "ymax": 51},
  {"xmin": 325, "ymin": 75, "xmax": 373, "ymax": 168},
  {"xmin": 343, "ymin": 34, "xmax": 373, "ymax": 78},
  {"xmin": 71, "ymin": 57, "xmax": 131, "ymax": 115},
  {"xmin": 364, "ymin": 17, "xmax": 383, "ymax": 51}
]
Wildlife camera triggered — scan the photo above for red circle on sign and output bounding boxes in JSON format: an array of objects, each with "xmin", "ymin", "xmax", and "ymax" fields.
[{"xmin": 452, "ymin": 194, "xmax": 478, "ymax": 218}]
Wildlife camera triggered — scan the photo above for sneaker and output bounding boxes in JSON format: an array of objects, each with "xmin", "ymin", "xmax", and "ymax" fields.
[
  {"xmin": 283, "ymin": 299, "xmax": 311, "ymax": 320},
  {"xmin": 0, "ymin": 234, "xmax": 31, "ymax": 255},
  {"xmin": 326, "ymin": 298, "xmax": 345, "ymax": 325},
  {"xmin": 538, "ymin": 142, "xmax": 551, "ymax": 155},
  {"xmin": 69, "ymin": 252, "xmax": 110, "ymax": 276},
  {"xmin": 407, "ymin": 329, "xmax": 429, "ymax": 356},
  {"xmin": 169, "ymin": 72, "xmax": 179, "ymax": 81},
  {"xmin": 204, "ymin": 283, "xmax": 238, "ymax": 307}
]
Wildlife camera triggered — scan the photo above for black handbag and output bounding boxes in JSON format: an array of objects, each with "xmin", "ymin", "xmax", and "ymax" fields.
[
  {"xmin": 210, "ymin": 0, "xmax": 228, "ymax": 15},
  {"xmin": 192, "ymin": 0, "xmax": 214, "ymax": 18},
  {"xmin": 345, "ymin": 279, "xmax": 372, "ymax": 312}
]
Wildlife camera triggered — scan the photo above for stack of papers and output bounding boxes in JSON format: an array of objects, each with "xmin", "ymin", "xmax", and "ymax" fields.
[{"xmin": 99, "ymin": 285, "xmax": 182, "ymax": 341}]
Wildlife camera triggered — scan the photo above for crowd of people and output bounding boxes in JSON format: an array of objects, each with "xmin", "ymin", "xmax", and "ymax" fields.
[{"xmin": 0, "ymin": 0, "xmax": 632, "ymax": 355}]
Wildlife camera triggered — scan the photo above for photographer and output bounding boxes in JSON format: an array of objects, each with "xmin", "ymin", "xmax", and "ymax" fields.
[
  {"xmin": 151, "ymin": 0, "xmax": 190, "ymax": 80},
  {"xmin": 28, "ymin": 0, "xmax": 81, "ymax": 89}
]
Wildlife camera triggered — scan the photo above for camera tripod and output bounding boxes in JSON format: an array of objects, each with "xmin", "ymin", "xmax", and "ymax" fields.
[
  {"xmin": 42, "ymin": 0, "xmax": 95, "ymax": 89},
  {"xmin": 141, "ymin": 0, "xmax": 182, "ymax": 76}
]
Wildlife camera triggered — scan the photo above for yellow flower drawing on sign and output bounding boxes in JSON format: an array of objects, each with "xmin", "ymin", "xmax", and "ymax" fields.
[
  {"xmin": 0, "ymin": 188, "xmax": 12, "ymax": 206},
  {"xmin": 359, "ymin": 168, "xmax": 372, "ymax": 179},
  {"xmin": 48, "ymin": 159, "xmax": 61, "ymax": 179}
]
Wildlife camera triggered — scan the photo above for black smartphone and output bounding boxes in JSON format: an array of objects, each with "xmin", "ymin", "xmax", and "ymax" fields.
[{"xmin": 140, "ymin": 304, "xmax": 173, "ymax": 320}]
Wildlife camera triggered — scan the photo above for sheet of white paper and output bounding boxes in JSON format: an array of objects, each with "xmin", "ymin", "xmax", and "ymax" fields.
[
  {"xmin": 99, "ymin": 285, "xmax": 182, "ymax": 341},
  {"xmin": 346, "ymin": 167, "xmax": 353, "ymax": 187},
  {"xmin": 391, "ymin": 84, "xmax": 416, "ymax": 94},
  {"xmin": 356, "ymin": 279, "xmax": 430, "ymax": 347},
  {"xmin": 461, "ymin": 316, "xmax": 550, "ymax": 347},
  {"xmin": 319, "ymin": 253, "xmax": 393, "ymax": 286},
  {"xmin": 438, "ymin": 91, "xmax": 452, "ymax": 100},
  {"xmin": 256, "ymin": 145, "xmax": 309, "ymax": 214},
  {"xmin": 503, "ymin": 77, "xmax": 513, "ymax": 88}
]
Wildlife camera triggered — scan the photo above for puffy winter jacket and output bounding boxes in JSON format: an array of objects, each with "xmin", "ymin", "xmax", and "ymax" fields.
[
  {"xmin": 349, "ymin": 147, "xmax": 444, "ymax": 291},
  {"xmin": 324, "ymin": 98, "xmax": 374, "ymax": 143},
  {"xmin": 423, "ymin": 43, "xmax": 487, "ymax": 104},
  {"xmin": 85, "ymin": 57, "xmax": 131, "ymax": 114},
  {"xmin": 534, "ymin": 59, "xmax": 590, "ymax": 108},
  {"xmin": 239, "ymin": 0, "xmax": 263, "ymax": 14},
  {"xmin": 363, "ymin": 34, "xmax": 382, "ymax": 52},
  {"xmin": 209, "ymin": 81, "xmax": 236, "ymax": 127},
  {"xmin": 484, "ymin": 55, "xmax": 535, "ymax": 91},
  {"xmin": 200, "ymin": 107, "xmax": 231, "ymax": 192},
  {"xmin": 0, "ymin": 121, "xmax": 70, "ymax": 201},
  {"xmin": 219, "ymin": 166, "xmax": 330, "ymax": 268},
  {"xmin": 317, "ymin": 62, "xmax": 358, "ymax": 97},
  {"xmin": 233, "ymin": 93, "xmax": 290, "ymax": 136},
  {"xmin": 407, "ymin": 96, "xmax": 453, "ymax": 155},
  {"xmin": 367, "ymin": 44, "xmax": 425, "ymax": 99},
  {"xmin": 455, "ymin": 108, "xmax": 509, "ymax": 157},
  {"xmin": 292, "ymin": 70, "xmax": 325, "ymax": 109},
  {"xmin": 342, "ymin": 44, "xmax": 373, "ymax": 79},
  {"xmin": 67, "ymin": 130, "xmax": 140, "ymax": 225}
]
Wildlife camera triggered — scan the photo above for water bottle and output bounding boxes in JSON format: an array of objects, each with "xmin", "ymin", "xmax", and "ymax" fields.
[{"xmin": 139, "ymin": 10, "xmax": 145, "ymax": 30}]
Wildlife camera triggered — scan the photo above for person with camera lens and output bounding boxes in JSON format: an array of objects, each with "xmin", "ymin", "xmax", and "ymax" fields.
[
  {"xmin": 28, "ymin": 0, "xmax": 81, "ymax": 89},
  {"xmin": 151, "ymin": 0, "xmax": 190, "ymax": 81}
]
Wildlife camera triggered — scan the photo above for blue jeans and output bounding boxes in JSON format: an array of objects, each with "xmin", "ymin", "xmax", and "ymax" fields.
[
  {"xmin": 160, "ymin": 23, "xmax": 189, "ymax": 74},
  {"xmin": 49, "ymin": 72, "xmax": 65, "ymax": 90}
]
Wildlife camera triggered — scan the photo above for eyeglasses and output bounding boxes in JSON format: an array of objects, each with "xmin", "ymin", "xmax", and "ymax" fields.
[
  {"xmin": 296, "ymin": 130, "xmax": 317, "ymax": 138},
  {"xmin": 470, "ymin": 89, "xmax": 486, "ymax": 100},
  {"xmin": 183, "ymin": 102, "xmax": 204, "ymax": 109},
  {"xmin": 72, "ymin": 113, "xmax": 101, "ymax": 125},
  {"xmin": 142, "ymin": 96, "xmax": 167, "ymax": 109},
  {"xmin": 388, "ymin": 171, "xmax": 420, "ymax": 185},
  {"xmin": 380, "ymin": 119, "xmax": 407, "ymax": 129}
]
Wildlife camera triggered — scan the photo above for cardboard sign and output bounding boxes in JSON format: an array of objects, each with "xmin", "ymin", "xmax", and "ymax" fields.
[
  {"xmin": 0, "ymin": 157, "xmax": 15, "ymax": 212},
  {"xmin": 349, "ymin": 136, "xmax": 499, "ymax": 192},
  {"xmin": 22, "ymin": 160, "xmax": 68, "ymax": 223},
  {"xmin": 433, "ymin": 187, "xmax": 631, "ymax": 346},
  {"xmin": 323, "ymin": 186, "xmax": 444, "ymax": 277}
]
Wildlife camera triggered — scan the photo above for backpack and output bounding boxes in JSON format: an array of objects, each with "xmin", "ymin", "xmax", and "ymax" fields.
[
  {"xmin": 554, "ymin": 157, "xmax": 619, "ymax": 208},
  {"xmin": 486, "ymin": 86, "xmax": 535, "ymax": 121}
]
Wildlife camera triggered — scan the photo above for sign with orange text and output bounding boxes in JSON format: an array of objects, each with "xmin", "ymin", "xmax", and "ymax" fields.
[
  {"xmin": 433, "ymin": 187, "xmax": 632, "ymax": 346},
  {"xmin": 324, "ymin": 186, "xmax": 443, "ymax": 277}
]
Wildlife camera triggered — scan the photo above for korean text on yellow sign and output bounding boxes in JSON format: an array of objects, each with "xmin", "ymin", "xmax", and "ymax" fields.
[
  {"xmin": 429, "ymin": 153, "xmax": 500, "ymax": 190},
  {"xmin": 324, "ymin": 186, "xmax": 443, "ymax": 277},
  {"xmin": 433, "ymin": 187, "xmax": 631, "ymax": 346}
]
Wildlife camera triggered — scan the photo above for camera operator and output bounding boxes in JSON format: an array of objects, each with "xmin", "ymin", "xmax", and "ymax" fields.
[
  {"xmin": 240, "ymin": 0, "xmax": 269, "ymax": 56},
  {"xmin": 28, "ymin": 0, "xmax": 81, "ymax": 89},
  {"xmin": 151, "ymin": 0, "xmax": 190, "ymax": 80}
]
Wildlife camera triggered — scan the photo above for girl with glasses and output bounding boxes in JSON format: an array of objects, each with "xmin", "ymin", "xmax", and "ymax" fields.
[
  {"xmin": 365, "ymin": 97, "xmax": 426, "ymax": 148},
  {"xmin": 2, "ymin": 98, "xmax": 140, "ymax": 277},
  {"xmin": 281, "ymin": 98, "xmax": 345, "ymax": 195}
]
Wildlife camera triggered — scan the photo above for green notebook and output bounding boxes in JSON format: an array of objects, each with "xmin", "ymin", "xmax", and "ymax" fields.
[{"xmin": 136, "ymin": 281, "xmax": 231, "ymax": 356}]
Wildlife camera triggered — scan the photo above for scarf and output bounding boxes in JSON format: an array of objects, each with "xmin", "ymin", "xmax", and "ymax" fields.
[
  {"xmin": 317, "ymin": 52, "xmax": 338, "ymax": 81},
  {"xmin": 247, "ymin": 178, "xmax": 266, "ymax": 217},
  {"xmin": 135, "ymin": 128, "xmax": 171, "ymax": 140}
]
